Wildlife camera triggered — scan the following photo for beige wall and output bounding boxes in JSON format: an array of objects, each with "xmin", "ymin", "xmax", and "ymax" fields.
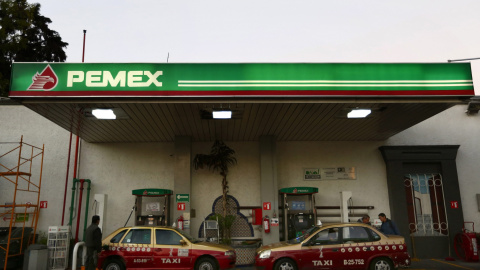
[
  {"xmin": 0, "ymin": 105, "xmax": 71, "ymax": 236},
  {"xmin": 387, "ymin": 104, "xmax": 480, "ymax": 228},
  {"xmin": 3, "ymin": 103, "xmax": 478, "ymax": 241}
]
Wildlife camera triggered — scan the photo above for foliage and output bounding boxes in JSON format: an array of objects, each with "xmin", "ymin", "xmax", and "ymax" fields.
[
  {"xmin": 194, "ymin": 140, "xmax": 237, "ymax": 241},
  {"xmin": 209, "ymin": 214, "xmax": 236, "ymax": 245},
  {"xmin": 0, "ymin": 0, "xmax": 68, "ymax": 96},
  {"xmin": 36, "ymin": 230, "xmax": 48, "ymax": 245}
]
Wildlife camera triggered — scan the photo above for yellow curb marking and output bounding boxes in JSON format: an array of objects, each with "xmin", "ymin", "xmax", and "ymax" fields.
[{"xmin": 431, "ymin": 259, "xmax": 474, "ymax": 270}]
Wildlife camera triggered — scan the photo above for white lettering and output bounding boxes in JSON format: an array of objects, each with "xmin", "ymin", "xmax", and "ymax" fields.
[
  {"xmin": 86, "ymin": 71, "xmax": 102, "ymax": 87},
  {"xmin": 161, "ymin": 258, "xmax": 181, "ymax": 264},
  {"xmin": 127, "ymin": 71, "xmax": 144, "ymax": 87},
  {"xmin": 67, "ymin": 71, "xmax": 84, "ymax": 87},
  {"xmin": 104, "ymin": 71, "xmax": 126, "ymax": 87},
  {"xmin": 66, "ymin": 70, "xmax": 162, "ymax": 88},
  {"xmin": 313, "ymin": 260, "xmax": 332, "ymax": 266},
  {"xmin": 144, "ymin": 71, "xmax": 163, "ymax": 87}
]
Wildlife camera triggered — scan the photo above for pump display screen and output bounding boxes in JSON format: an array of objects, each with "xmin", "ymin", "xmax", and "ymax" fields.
[{"xmin": 291, "ymin": 201, "xmax": 306, "ymax": 210}]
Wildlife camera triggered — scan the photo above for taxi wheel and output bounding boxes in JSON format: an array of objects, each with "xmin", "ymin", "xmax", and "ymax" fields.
[
  {"xmin": 195, "ymin": 257, "xmax": 218, "ymax": 270},
  {"xmin": 370, "ymin": 257, "xmax": 393, "ymax": 270},
  {"xmin": 104, "ymin": 258, "xmax": 126, "ymax": 270},
  {"xmin": 274, "ymin": 258, "xmax": 297, "ymax": 270}
]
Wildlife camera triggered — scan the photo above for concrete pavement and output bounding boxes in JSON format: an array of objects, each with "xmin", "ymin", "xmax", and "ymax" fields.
[{"xmin": 235, "ymin": 258, "xmax": 480, "ymax": 269}]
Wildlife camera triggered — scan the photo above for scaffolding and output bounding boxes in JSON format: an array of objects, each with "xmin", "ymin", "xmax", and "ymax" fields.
[{"xmin": 0, "ymin": 136, "xmax": 44, "ymax": 269}]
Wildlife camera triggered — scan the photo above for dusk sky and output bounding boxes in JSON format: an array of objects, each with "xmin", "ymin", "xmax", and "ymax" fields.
[{"xmin": 36, "ymin": 0, "xmax": 480, "ymax": 93}]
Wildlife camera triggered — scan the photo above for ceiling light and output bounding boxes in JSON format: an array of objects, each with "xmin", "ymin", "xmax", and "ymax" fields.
[
  {"xmin": 212, "ymin": 110, "xmax": 232, "ymax": 119},
  {"xmin": 92, "ymin": 109, "xmax": 116, "ymax": 119},
  {"xmin": 347, "ymin": 109, "xmax": 371, "ymax": 118}
]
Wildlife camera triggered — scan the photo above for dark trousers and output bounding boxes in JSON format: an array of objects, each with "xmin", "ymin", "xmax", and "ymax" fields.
[{"xmin": 86, "ymin": 247, "xmax": 97, "ymax": 270}]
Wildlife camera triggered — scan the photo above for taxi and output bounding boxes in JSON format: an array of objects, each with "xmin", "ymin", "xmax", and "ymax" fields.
[
  {"xmin": 98, "ymin": 226, "xmax": 236, "ymax": 270},
  {"xmin": 255, "ymin": 223, "xmax": 410, "ymax": 270}
]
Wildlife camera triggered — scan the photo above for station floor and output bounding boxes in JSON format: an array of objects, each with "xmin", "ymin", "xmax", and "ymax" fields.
[{"xmin": 236, "ymin": 258, "xmax": 480, "ymax": 269}]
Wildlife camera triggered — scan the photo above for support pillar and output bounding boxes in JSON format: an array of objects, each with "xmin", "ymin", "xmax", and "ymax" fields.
[
  {"xmin": 173, "ymin": 136, "xmax": 192, "ymax": 234},
  {"xmin": 260, "ymin": 136, "xmax": 279, "ymax": 245}
]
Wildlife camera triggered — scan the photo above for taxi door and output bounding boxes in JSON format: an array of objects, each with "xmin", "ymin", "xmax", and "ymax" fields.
[
  {"xmin": 153, "ymin": 228, "xmax": 194, "ymax": 269},
  {"xmin": 339, "ymin": 226, "xmax": 371, "ymax": 269},
  {"xmin": 119, "ymin": 228, "xmax": 154, "ymax": 268},
  {"xmin": 300, "ymin": 227, "xmax": 344, "ymax": 270}
]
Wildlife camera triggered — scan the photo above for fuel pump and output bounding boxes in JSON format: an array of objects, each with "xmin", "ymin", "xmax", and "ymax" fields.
[
  {"xmin": 279, "ymin": 187, "xmax": 318, "ymax": 240},
  {"xmin": 130, "ymin": 188, "xmax": 172, "ymax": 226}
]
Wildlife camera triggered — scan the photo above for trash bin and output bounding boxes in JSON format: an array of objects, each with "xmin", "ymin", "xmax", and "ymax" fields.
[{"xmin": 23, "ymin": 244, "xmax": 48, "ymax": 270}]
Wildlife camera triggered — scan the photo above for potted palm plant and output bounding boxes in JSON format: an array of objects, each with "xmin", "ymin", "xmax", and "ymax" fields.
[{"xmin": 193, "ymin": 140, "xmax": 237, "ymax": 244}]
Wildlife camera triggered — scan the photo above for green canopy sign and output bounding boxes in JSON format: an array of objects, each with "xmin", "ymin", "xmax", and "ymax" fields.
[
  {"xmin": 9, "ymin": 63, "xmax": 474, "ymax": 98},
  {"xmin": 132, "ymin": 188, "xmax": 173, "ymax": 196},
  {"xmin": 279, "ymin": 187, "xmax": 319, "ymax": 194}
]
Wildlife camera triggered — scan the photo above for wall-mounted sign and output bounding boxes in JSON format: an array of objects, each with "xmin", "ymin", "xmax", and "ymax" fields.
[
  {"xmin": 450, "ymin": 201, "xmax": 459, "ymax": 209},
  {"xmin": 177, "ymin": 203, "xmax": 186, "ymax": 211},
  {"xmin": 15, "ymin": 213, "xmax": 29, "ymax": 222},
  {"xmin": 263, "ymin": 202, "xmax": 272, "ymax": 211},
  {"xmin": 176, "ymin": 194, "xmax": 190, "ymax": 202},
  {"xmin": 10, "ymin": 63, "xmax": 474, "ymax": 98},
  {"xmin": 304, "ymin": 167, "xmax": 356, "ymax": 180},
  {"xmin": 40, "ymin": 201, "xmax": 48, "ymax": 208}
]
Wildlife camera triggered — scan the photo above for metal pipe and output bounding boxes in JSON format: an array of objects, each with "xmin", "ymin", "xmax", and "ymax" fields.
[
  {"xmin": 62, "ymin": 132, "xmax": 73, "ymax": 225},
  {"xmin": 69, "ymin": 179, "xmax": 79, "ymax": 226},
  {"xmin": 72, "ymin": 241, "xmax": 86, "ymax": 270},
  {"xmin": 75, "ymin": 179, "xmax": 85, "ymax": 242},
  {"xmin": 82, "ymin": 179, "xmax": 92, "ymax": 241}
]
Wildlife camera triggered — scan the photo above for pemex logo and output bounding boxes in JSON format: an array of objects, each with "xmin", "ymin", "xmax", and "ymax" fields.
[{"xmin": 27, "ymin": 64, "xmax": 58, "ymax": 91}]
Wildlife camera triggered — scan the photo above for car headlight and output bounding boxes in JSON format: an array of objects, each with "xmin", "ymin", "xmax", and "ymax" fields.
[
  {"xmin": 225, "ymin": 250, "xmax": 235, "ymax": 256},
  {"xmin": 258, "ymin": 249, "xmax": 271, "ymax": 259}
]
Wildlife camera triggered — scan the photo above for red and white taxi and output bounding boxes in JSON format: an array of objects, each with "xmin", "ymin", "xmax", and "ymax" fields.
[
  {"xmin": 98, "ymin": 226, "xmax": 236, "ymax": 270},
  {"xmin": 255, "ymin": 223, "xmax": 410, "ymax": 270}
]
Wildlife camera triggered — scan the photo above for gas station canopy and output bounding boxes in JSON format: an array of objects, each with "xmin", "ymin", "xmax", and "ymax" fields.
[{"xmin": 9, "ymin": 62, "xmax": 474, "ymax": 142}]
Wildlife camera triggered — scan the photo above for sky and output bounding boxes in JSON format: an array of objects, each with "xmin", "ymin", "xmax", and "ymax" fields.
[{"xmin": 36, "ymin": 0, "xmax": 480, "ymax": 92}]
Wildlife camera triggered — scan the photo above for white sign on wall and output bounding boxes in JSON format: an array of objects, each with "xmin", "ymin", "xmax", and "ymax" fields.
[{"xmin": 304, "ymin": 167, "xmax": 356, "ymax": 180}]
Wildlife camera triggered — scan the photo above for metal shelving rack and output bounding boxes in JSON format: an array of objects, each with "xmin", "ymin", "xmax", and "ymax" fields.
[
  {"xmin": 47, "ymin": 226, "xmax": 70, "ymax": 269},
  {"xmin": 0, "ymin": 136, "xmax": 44, "ymax": 269}
]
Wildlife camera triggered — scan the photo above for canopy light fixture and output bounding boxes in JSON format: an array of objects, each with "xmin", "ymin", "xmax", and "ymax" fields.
[
  {"xmin": 347, "ymin": 109, "xmax": 371, "ymax": 118},
  {"xmin": 92, "ymin": 109, "xmax": 116, "ymax": 119},
  {"xmin": 212, "ymin": 110, "xmax": 232, "ymax": 119}
]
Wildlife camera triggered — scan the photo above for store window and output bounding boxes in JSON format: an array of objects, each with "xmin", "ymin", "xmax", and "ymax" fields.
[{"xmin": 404, "ymin": 174, "xmax": 448, "ymax": 236}]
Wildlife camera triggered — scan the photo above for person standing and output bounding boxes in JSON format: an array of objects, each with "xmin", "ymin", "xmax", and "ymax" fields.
[
  {"xmin": 357, "ymin": 214, "xmax": 371, "ymax": 225},
  {"xmin": 85, "ymin": 215, "xmax": 102, "ymax": 270},
  {"xmin": 378, "ymin": 213, "xmax": 400, "ymax": 235}
]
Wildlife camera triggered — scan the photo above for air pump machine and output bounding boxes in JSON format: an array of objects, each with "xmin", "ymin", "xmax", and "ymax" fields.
[{"xmin": 279, "ymin": 187, "xmax": 318, "ymax": 240}]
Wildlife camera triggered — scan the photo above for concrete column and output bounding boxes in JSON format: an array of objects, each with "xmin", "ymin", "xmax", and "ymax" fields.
[
  {"xmin": 260, "ymin": 136, "xmax": 280, "ymax": 245},
  {"xmin": 173, "ymin": 136, "xmax": 192, "ymax": 234}
]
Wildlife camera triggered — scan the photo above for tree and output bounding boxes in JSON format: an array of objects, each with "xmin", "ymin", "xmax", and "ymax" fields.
[
  {"xmin": 0, "ymin": 0, "xmax": 68, "ymax": 97},
  {"xmin": 193, "ymin": 140, "xmax": 237, "ymax": 240}
]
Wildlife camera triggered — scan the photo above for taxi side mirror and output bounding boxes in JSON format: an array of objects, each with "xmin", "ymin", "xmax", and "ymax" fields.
[{"xmin": 180, "ymin": 239, "xmax": 187, "ymax": 246}]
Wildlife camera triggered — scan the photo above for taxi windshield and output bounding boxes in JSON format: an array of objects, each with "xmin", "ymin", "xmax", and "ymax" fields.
[
  {"xmin": 288, "ymin": 226, "xmax": 321, "ymax": 244},
  {"xmin": 175, "ymin": 228, "xmax": 200, "ymax": 243}
]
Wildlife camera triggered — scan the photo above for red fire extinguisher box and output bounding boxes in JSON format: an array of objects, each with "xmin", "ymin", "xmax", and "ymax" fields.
[{"xmin": 252, "ymin": 208, "xmax": 262, "ymax": 225}]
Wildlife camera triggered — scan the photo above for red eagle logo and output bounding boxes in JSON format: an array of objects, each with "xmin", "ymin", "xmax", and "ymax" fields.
[{"xmin": 27, "ymin": 65, "xmax": 58, "ymax": 90}]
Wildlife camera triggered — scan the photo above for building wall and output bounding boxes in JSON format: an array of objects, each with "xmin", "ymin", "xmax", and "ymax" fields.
[
  {"xmin": 0, "ymin": 105, "xmax": 72, "ymax": 236},
  {"xmin": 2, "ymin": 103, "xmax": 478, "ymax": 242},
  {"xmin": 386, "ymin": 104, "xmax": 480, "ymax": 229},
  {"xmin": 277, "ymin": 141, "xmax": 390, "ymax": 222}
]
